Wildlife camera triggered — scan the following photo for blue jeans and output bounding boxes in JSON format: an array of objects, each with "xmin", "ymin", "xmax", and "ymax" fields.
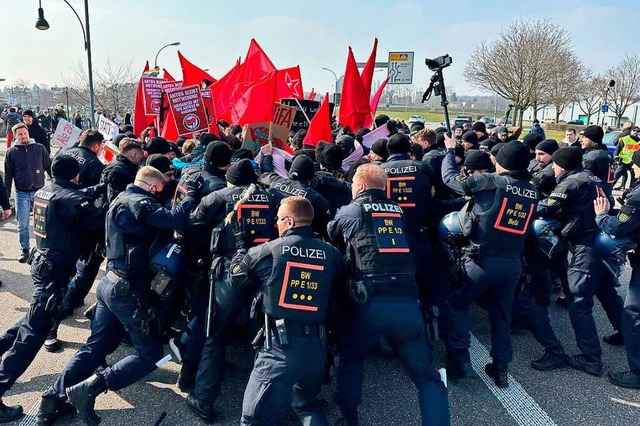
[{"xmin": 15, "ymin": 191, "xmax": 35, "ymax": 251}]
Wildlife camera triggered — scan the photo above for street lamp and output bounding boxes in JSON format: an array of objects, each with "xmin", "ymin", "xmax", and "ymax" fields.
[
  {"xmin": 322, "ymin": 67, "xmax": 338, "ymax": 106},
  {"xmin": 601, "ymin": 79, "xmax": 616, "ymax": 127},
  {"xmin": 36, "ymin": 0, "xmax": 96, "ymax": 128},
  {"xmin": 154, "ymin": 42, "xmax": 181, "ymax": 69}
]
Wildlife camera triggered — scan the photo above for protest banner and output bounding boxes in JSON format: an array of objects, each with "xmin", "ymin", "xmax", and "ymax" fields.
[
  {"xmin": 242, "ymin": 103, "xmax": 296, "ymax": 152},
  {"xmin": 162, "ymin": 80, "xmax": 183, "ymax": 93},
  {"xmin": 51, "ymin": 118, "xmax": 82, "ymax": 150},
  {"xmin": 361, "ymin": 123, "xmax": 389, "ymax": 148},
  {"xmin": 280, "ymin": 98, "xmax": 335, "ymax": 132},
  {"xmin": 97, "ymin": 115, "xmax": 119, "ymax": 141},
  {"xmin": 166, "ymin": 84, "xmax": 209, "ymax": 137},
  {"xmin": 101, "ymin": 141, "xmax": 120, "ymax": 164},
  {"xmin": 141, "ymin": 77, "xmax": 166, "ymax": 116}
]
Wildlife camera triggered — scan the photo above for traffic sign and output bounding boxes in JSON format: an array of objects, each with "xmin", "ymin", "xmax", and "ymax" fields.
[
  {"xmin": 602, "ymin": 104, "xmax": 609, "ymax": 113},
  {"xmin": 387, "ymin": 52, "xmax": 414, "ymax": 84},
  {"xmin": 7, "ymin": 97, "xmax": 17, "ymax": 106}
]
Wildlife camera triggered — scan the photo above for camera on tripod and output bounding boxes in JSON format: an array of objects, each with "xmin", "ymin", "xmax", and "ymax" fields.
[{"xmin": 425, "ymin": 55, "xmax": 452, "ymax": 71}]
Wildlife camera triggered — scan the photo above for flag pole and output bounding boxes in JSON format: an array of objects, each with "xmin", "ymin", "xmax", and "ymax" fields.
[{"xmin": 292, "ymin": 97, "xmax": 312, "ymax": 124}]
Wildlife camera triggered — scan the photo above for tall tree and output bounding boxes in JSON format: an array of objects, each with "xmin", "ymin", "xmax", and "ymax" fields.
[
  {"xmin": 577, "ymin": 72, "xmax": 605, "ymax": 125},
  {"xmin": 606, "ymin": 55, "xmax": 640, "ymax": 126},
  {"xmin": 543, "ymin": 52, "xmax": 585, "ymax": 123}
]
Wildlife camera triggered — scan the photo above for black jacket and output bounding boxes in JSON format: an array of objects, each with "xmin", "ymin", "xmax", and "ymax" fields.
[
  {"xmin": 56, "ymin": 146, "xmax": 105, "ymax": 188},
  {"xmin": 4, "ymin": 140, "xmax": 51, "ymax": 194},
  {"xmin": 0, "ymin": 172, "xmax": 10, "ymax": 210},
  {"xmin": 27, "ymin": 122, "xmax": 50, "ymax": 153},
  {"xmin": 101, "ymin": 154, "xmax": 139, "ymax": 204}
]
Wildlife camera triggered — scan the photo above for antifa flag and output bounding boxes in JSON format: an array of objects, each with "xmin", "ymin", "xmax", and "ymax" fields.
[
  {"xmin": 133, "ymin": 61, "xmax": 155, "ymax": 136},
  {"xmin": 166, "ymin": 85, "xmax": 209, "ymax": 137}
]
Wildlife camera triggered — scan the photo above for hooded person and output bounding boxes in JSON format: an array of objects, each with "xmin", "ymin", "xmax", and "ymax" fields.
[
  {"xmin": 441, "ymin": 136, "xmax": 538, "ymax": 386},
  {"xmin": 146, "ymin": 154, "xmax": 177, "ymax": 206},
  {"xmin": 461, "ymin": 131, "xmax": 479, "ymax": 151},
  {"xmin": 145, "ymin": 137, "xmax": 171, "ymax": 157},
  {"xmin": 177, "ymin": 141, "xmax": 232, "ymax": 203},
  {"xmin": 313, "ymin": 144, "xmax": 352, "ymax": 215},
  {"xmin": 259, "ymin": 155, "xmax": 331, "ymax": 236},
  {"xmin": 580, "ymin": 125, "xmax": 614, "ymax": 197}
]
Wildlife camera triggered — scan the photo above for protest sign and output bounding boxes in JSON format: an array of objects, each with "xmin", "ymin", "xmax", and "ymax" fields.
[
  {"xmin": 101, "ymin": 141, "xmax": 120, "ymax": 164},
  {"xmin": 242, "ymin": 103, "xmax": 296, "ymax": 152},
  {"xmin": 51, "ymin": 118, "xmax": 82, "ymax": 150},
  {"xmin": 281, "ymin": 98, "xmax": 335, "ymax": 132},
  {"xmin": 97, "ymin": 115, "xmax": 119, "ymax": 141},
  {"xmin": 162, "ymin": 80, "xmax": 183, "ymax": 93},
  {"xmin": 254, "ymin": 147, "xmax": 292, "ymax": 178},
  {"xmin": 361, "ymin": 123, "xmax": 389, "ymax": 149},
  {"xmin": 166, "ymin": 85, "xmax": 209, "ymax": 137},
  {"xmin": 141, "ymin": 77, "xmax": 166, "ymax": 116}
]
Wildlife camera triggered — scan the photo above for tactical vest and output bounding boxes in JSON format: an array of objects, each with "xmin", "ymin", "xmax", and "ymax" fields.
[
  {"xmin": 554, "ymin": 170, "xmax": 601, "ymax": 241},
  {"xmin": 33, "ymin": 183, "xmax": 77, "ymax": 255},
  {"xmin": 348, "ymin": 195, "xmax": 416, "ymax": 284},
  {"xmin": 464, "ymin": 174, "xmax": 538, "ymax": 256},
  {"xmin": 619, "ymin": 135, "xmax": 640, "ymax": 164},
  {"xmin": 261, "ymin": 234, "xmax": 336, "ymax": 323},
  {"xmin": 216, "ymin": 186, "xmax": 276, "ymax": 258},
  {"xmin": 174, "ymin": 165, "xmax": 226, "ymax": 205}
]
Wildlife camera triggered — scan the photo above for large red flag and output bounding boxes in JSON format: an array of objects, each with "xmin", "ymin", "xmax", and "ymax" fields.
[
  {"xmin": 210, "ymin": 59, "xmax": 242, "ymax": 122},
  {"xmin": 163, "ymin": 68, "xmax": 176, "ymax": 82},
  {"xmin": 160, "ymin": 107, "xmax": 179, "ymax": 141},
  {"xmin": 303, "ymin": 93, "xmax": 332, "ymax": 147},
  {"xmin": 133, "ymin": 61, "xmax": 153, "ymax": 136},
  {"xmin": 338, "ymin": 47, "xmax": 371, "ymax": 131},
  {"xmin": 178, "ymin": 51, "xmax": 217, "ymax": 88},
  {"xmin": 361, "ymin": 38, "xmax": 378, "ymax": 99},
  {"xmin": 206, "ymin": 88, "xmax": 221, "ymax": 138},
  {"xmin": 231, "ymin": 71, "xmax": 279, "ymax": 125},
  {"xmin": 365, "ymin": 77, "xmax": 390, "ymax": 128},
  {"xmin": 237, "ymin": 39, "xmax": 276, "ymax": 84},
  {"xmin": 276, "ymin": 66, "xmax": 304, "ymax": 100}
]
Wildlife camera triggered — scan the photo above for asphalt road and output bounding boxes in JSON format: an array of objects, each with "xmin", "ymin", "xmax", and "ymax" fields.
[{"xmin": 0, "ymin": 139, "xmax": 639, "ymax": 426}]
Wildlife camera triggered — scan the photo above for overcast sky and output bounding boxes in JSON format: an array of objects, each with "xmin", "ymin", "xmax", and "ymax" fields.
[{"xmin": 0, "ymin": 0, "xmax": 635, "ymax": 96}]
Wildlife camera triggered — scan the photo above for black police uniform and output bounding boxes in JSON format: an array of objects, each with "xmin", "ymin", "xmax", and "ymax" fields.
[
  {"xmin": 56, "ymin": 146, "xmax": 105, "ymax": 188},
  {"xmin": 595, "ymin": 183, "xmax": 640, "ymax": 384},
  {"xmin": 101, "ymin": 154, "xmax": 140, "ymax": 204},
  {"xmin": 539, "ymin": 167, "xmax": 624, "ymax": 372},
  {"xmin": 38, "ymin": 184, "xmax": 195, "ymax": 425},
  {"xmin": 529, "ymin": 159, "xmax": 556, "ymax": 198},
  {"xmin": 441, "ymin": 148, "xmax": 538, "ymax": 380},
  {"xmin": 312, "ymin": 170, "xmax": 352, "ymax": 217},
  {"xmin": 230, "ymin": 226, "xmax": 345, "ymax": 426},
  {"xmin": 185, "ymin": 184, "xmax": 277, "ymax": 414},
  {"xmin": 259, "ymin": 172, "xmax": 331, "ymax": 235},
  {"xmin": 0, "ymin": 178, "xmax": 103, "ymax": 417},
  {"xmin": 328, "ymin": 189, "xmax": 450, "ymax": 425},
  {"xmin": 583, "ymin": 146, "xmax": 614, "ymax": 197},
  {"xmin": 175, "ymin": 163, "xmax": 227, "ymax": 204}
]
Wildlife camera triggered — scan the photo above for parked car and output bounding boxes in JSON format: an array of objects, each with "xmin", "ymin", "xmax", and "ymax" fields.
[
  {"xmin": 455, "ymin": 114, "xmax": 473, "ymax": 123},
  {"xmin": 542, "ymin": 118, "xmax": 556, "ymax": 124},
  {"xmin": 453, "ymin": 118, "xmax": 472, "ymax": 129},
  {"xmin": 567, "ymin": 119, "xmax": 584, "ymax": 125},
  {"xmin": 603, "ymin": 130, "xmax": 622, "ymax": 156},
  {"xmin": 408, "ymin": 115, "xmax": 425, "ymax": 124},
  {"xmin": 478, "ymin": 116, "xmax": 495, "ymax": 124}
]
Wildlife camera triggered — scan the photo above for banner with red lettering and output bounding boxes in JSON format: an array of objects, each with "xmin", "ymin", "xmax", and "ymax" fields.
[
  {"xmin": 167, "ymin": 85, "xmax": 209, "ymax": 137},
  {"xmin": 242, "ymin": 102, "xmax": 296, "ymax": 152},
  {"xmin": 141, "ymin": 77, "xmax": 166, "ymax": 116}
]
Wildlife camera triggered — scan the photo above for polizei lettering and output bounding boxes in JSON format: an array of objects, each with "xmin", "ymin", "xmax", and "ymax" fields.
[
  {"xmin": 362, "ymin": 203, "xmax": 403, "ymax": 213},
  {"xmin": 505, "ymin": 184, "xmax": 537, "ymax": 199},
  {"xmin": 282, "ymin": 245, "xmax": 327, "ymax": 260},
  {"xmin": 231, "ymin": 193, "xmax": 269, "ymax": 203},
  {"xmin": 273, "ymin": 182, "xmax": 307, "ymax": 197},
  {"xmin": 384, "ymin": 165, "xmax": 417, "ymax": 175}
]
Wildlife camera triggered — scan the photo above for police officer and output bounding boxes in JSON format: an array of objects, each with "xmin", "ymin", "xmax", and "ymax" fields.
[
  {"xmin": 56, "ymin": 129, "xmax": 105, "ymax": 187},
  {"xmin": 314, "ymin": 143, "xmax": 352, "ymax": 215},
  {"xmin": 581, "ymin": 125, "xmax": 614, "ymax": 197},
  {"xmin": 0, "ymin": 156, "xmax": 103, "ymax": 423},
  {"xmin": 230, "ymin": 196, "xmax": 344, "ymax": 425},
  {"xmin": 185, "ymin": 159, "xmax": 277, "ymax": 422},
  {"xmin": 538, "ymin": 147, "xmax": 624, "ymax": 376},
  {"xmin": 441, "ymin": 138, "xmax": 538, "ymax": 387},
  {"xmin": 101, "ymin": 138, "xmax": 144, "ymax": 204},
  {"xmin": 36, "ymin": 166, "xmax": 196, "ymax": 425},
  {"xmin": 328, "ymin": 164, "xmax": 450, "ymax": 426},
  {"xmin": 259, "ymin": 155, "xmax": 331, "ymax": 235},
  {"xmin": 146, "ymin": 154, "xmax": 178, "ymax": 206},
  {"xmin": 529, "ymin": 139, "xmax": 559, "ymax": 198},
  {"xmin": 593, "ymin": 149, "xmax": 640, "ymax": 388},
  {"xmin": 613, "ymin": 125, "xmax": 640, "ymax": 189},
  {"xmin": 176, "ymin": 141, "xmax": 231, "ymax": 204}
]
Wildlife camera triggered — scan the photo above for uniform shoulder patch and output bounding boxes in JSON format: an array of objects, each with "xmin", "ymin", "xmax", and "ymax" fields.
[{"xmin": 617, "ymin": 204, "xmax": 636, "ymax": 223}]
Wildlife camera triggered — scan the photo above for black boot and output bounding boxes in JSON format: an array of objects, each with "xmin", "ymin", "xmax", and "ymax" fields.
[
  {"xmin": 177, "ymin": 361, "xmax": 197, "ymax": 393},
  {"xmin": 0, "ymin": 399, "xmax": 23, "ymax": 423},
  {"xmin": 66, "ymin": 374, "xmax": 108, "ymax": 426},
  {"xmin": 608, "ymin": 370, "xmax": 640, "ymax": 389},
  {"xmin": 570, "ymin": 354, "xmax": 602, "ymax": 377},
  {"xmin": 18, "ymin": 249, "xmax": 29, "ymax": 263},
  {"xmin": 446, "ymin": 349, "xmax": 474, "ymax": 380},
  {"xmin": 186, "ymin": 394, "xmax": 215, "ymax": 424},
  {"xmin": 603, "ymin": 331, "xmax": 624, "ymax": 347},
  {"xmin": 531, "ymin": 351, "xmax": 569, "ymax": 371},
  {"xmin": 485, "ymin": 362, "xmax": 508, "ymax": 388},
  {"xmin": 44, "ymin": 322, "xmax": 61, "ymax": 353},
  {"xmin": 36, "ymin": 395, "xmax": 76, "ymax": 425}
]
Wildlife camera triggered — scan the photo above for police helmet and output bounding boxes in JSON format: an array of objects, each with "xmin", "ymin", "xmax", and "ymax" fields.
[
  {"xmin": 149, "ymin": 242, "xmax": 186, "ymax": 278},
  {"xmin": 438, "ymin": 212, "xmax": 463, "ymax": 241},
  {"xmin": 532, "ymin": 218, "xmax": 564, "ymax": 259},
  {"xmin": 595, "ymin": 232, "xmax": 637, "ymax": 278}
]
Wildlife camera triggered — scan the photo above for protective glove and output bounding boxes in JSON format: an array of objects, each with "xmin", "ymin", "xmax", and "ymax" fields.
[{"xmin": 233, "ymin": 215, "xmax": 250, "ymax": 250}]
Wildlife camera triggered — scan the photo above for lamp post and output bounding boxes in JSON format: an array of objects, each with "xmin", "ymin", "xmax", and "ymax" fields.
[
  {"xmin": 322, "ymin": 67, "xmax": 338, "ymax": 106},
  {"xmin": 601, "ymin": 79, "xmax": 616, "ymax": 128},
  {"xmin": 36, "ymin": 0, "xmax": 96, "ymax": 128},
  {"xmin": 154, "ymin": 42, "xmax": 181, "ymax": 69}
]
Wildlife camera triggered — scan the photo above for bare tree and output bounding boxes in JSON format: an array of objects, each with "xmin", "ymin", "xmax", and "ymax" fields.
[
  {"xmin": 577, "ymin": 72, "xmax": 605, "ymax": 125},
  {"xmin": 606, "ymin": 55, "xmax": 640, "ymax": 126},
  {"xmin": 465, "ymin": 18, "xmax": 573, "ymax": 126},
  {"xmin": 543, "ymin": 52, "xmax": 585, "ymax": 123},
  {"xmin": 62, "ymin": 57, "xmax": 138, "ymax": 114}
]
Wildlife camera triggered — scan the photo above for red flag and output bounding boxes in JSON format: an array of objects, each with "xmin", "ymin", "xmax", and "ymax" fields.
[
  {"xmin": 160, "ymin": 107, "xmax": 179, "ymax": 141},
  {"xmin": 338, "ymin": 47, "xmax": 371, "ymax": 131},
  {"xmin": 206, "ymin": 88, "xmax": 221, "ymax": 138},
  {"xmin": 231, "ymin": 71, "xmax": 278, "ymax": 125},
  {"xmin": 237, "ymin": 39, "xmax": 276, "ymax": 84},
  {"xmin": 303, "ymin": 93, "xmax": 332, "ymax": 147},
  {"xmin": 134, "ymin": 61, "xmax": 154, "ymax": 136},
  {"xmin": 365, "ymin": 77, "xmax": 389, "ymax": 128},
  {"xmin": 178, "ymin": 51, "xmax": 217, "ymax": 88},
  {"xmin": 308, "ymin": 88, "xmax": 316, "ymax": 101},
  {"xmin": 163, "ymin": 68, "xmax": 176, "ymax": 82},
  {"xmin": 361, "ymin": 38, "xmax": 378, "ymax": 99},
  {"xmin": 210, "ymin": 59, "xmax": 242, "ymax": 122},
  {"xmin": 276, "ymin": 66, "xmax": 304, "ymax": 100}
]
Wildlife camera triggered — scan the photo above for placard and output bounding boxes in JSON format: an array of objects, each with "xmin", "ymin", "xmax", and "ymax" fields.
[
  {"xmin": 97, "ymin": 115, "xmax": 119, "ymax": 141},
  {"xmin": 51, "ymin": 118, "xmax": 82, "ymax": 150},
  {"xmin": 167, "ymin": 85, "xmax": 209, "ymax": 137},
  {"xmin": 162, "ymin": 80, "xmax": 183, "ymax": 93},
  {"xmin": 281, "ymin": 99, "xmax": 335, "ymax": 132},
  {"xmin": 141, "ymin": 77, "xmax": 166, "ymax": 116},
  {"xmin": 242, "ymin": 103, "xmax": 296, "ymax": 152}
]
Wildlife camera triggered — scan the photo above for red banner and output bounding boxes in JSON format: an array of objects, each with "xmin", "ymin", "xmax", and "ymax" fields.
[
  {"xmin": 167, "ymin": 85, "xmax": 209, "ymax": 137},
  {"xmin": 162, "ymin": 80, "xmax": 183, "ymax": 93},
  {"xmin": 141, "ymin": 77, "xmax": 166, "ymax": 116}
]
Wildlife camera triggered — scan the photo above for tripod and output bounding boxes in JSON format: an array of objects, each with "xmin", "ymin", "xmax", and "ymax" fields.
[{"xmin": 422, "ymin": 69, "xmax": 451, "ymax": 134}]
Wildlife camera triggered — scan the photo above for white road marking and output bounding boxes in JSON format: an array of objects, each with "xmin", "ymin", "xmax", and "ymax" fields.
[{"xmin": 470, "ymin": 334, "xmax": 557, "ymax": 426}]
